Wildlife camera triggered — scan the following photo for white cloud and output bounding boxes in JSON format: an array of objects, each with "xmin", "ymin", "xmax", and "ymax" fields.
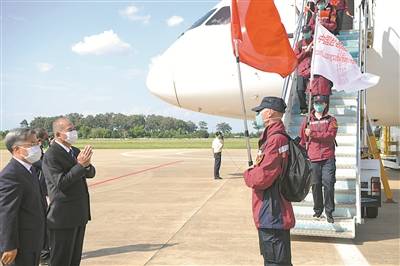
[
  {"xmin": 36, "ymin": 62, "xmax": 54, "ymax": 72},
  {"xmin": 120, "ymin": 5, "xmax": 151, "ymax": 24},
  {"xmin": 166, "ymin": 16, "xmax": 184, "ymax": 27},
  {"xmin": 71, "ymin": 30, "xmax": 131, "ymax": 55}
]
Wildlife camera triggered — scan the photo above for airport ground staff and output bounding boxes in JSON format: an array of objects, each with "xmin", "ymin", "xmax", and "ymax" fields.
[
  {"xmin": 299, "ymin": 95, "xmax": 338, "ymax": 223},
  {"xmin": 42, "ymin": 117, "xmax": 96, "ymax": 266},
  {"xmin": 0, "ymin": 129, "xmax": 46, "ymax": 266},
  {"xmin": 294, "ymin": 25, "xmax": 313, "ymax": 114},
  {"xmin": 244, "ymin": 97, "xmax": 295, "ymax": 266},
  {"xmin": 212, "ymin": 131, "xmax": 224, "ymax": 179}
]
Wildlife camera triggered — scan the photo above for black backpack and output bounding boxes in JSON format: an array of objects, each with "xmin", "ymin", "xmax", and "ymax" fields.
[{"xmin": 271, "ymin": 132, "xmax": 312, "ymax": 202}]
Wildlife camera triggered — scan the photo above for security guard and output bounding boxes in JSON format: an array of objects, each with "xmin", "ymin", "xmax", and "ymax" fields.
[
  {"xmin": 299, "ymin": 95, "xmax": 338, "ymax": 223},
  {"xmin": 244, "ymin": 97, "xmax": 295, "ymax": 266}
]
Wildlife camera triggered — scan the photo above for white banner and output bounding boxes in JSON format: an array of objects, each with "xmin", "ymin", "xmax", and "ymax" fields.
[{"xmin": 312, "ymin": 22, "xmax": 380, "ymax": 92}]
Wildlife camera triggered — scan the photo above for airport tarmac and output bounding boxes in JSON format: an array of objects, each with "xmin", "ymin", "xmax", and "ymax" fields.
[{"xmin": 0, "ymin": 149, "xmax": 399, "ymax": 265}]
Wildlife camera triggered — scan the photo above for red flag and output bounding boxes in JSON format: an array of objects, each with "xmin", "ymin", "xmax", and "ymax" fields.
[
  {"xmin": 230, "ymin": 0, "xmax": 298, "ymax": 77},
  {"xmin": 231, "ymin": 0, "xmax": 243, "ymax": 42}
]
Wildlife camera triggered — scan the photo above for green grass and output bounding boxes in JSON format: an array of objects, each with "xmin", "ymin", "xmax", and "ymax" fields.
[{"xmin": 0, "ymin": 138, "xmax": 259, "ymax": 150}]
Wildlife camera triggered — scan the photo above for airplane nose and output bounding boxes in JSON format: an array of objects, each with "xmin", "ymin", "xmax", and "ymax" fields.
[{"xmin": 146, "ymin": 55, "xmax": 179, "ymax": 107}]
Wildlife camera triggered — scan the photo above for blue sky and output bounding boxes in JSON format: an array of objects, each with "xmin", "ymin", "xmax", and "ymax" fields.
[{"xmin": 1, "ymin": 0, "xmax": 250, "ymax": 132}]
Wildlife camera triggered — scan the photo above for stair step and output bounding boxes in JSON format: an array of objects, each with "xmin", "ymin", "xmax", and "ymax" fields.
[
  {"xmin": 330, "ymin": 98, "xmax": 358, "ymax": 106},
  {"xmin": 336, "ymin": 178, "xmax": 356, "ymax": 190},
  {"xmin": 292, "ymin": 216, "xmax": 355, "ymax": 238},
  {"xmin": 293, "ymin": 204, "xmax": 356, "ymax": 218},
  {"xmin": 303, "ymin": 189, "xmax": 356, "ymax": 204},
  {"xmin": 336, "ymin": 168, "xmax": 357, "ymax": 178},
  {"xmin": 340, "ymin": 40, "xmax": 359, "ymax": 48},
  {"xmin": 328, "ymin": 106, "xmax": 357, "ymax": 115},
  {"xmin": 336, "ymin": 156, "xmax": 357, "ymax": 166}
]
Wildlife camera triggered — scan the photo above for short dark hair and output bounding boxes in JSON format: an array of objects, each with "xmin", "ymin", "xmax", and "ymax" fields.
[
  {"xmin": 35, "ymin": 128, "xmax": 48, "ymax": 140},
  {"xmin": 4, "ymin": 128, "xmax": 36, "ymax": 153}
]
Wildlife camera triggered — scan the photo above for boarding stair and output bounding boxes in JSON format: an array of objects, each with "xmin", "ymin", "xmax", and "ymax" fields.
[{"xmin": 282, "ymin": 13, "xmax": 363, "ymax": 238}]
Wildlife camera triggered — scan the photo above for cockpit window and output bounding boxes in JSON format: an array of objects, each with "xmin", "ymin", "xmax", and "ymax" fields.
[
  {"xmin": 187, "ymin": 8, "xmax": 217, "ymax": 31},
  {"xmin": 205, "ymin": 6, "xmax": 231, "ymax": 26}
]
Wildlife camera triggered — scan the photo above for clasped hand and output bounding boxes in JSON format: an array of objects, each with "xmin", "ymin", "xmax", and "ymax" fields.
[{"xmin": 77, "ymin": 145, "xmax": 93, "ymax": 168}]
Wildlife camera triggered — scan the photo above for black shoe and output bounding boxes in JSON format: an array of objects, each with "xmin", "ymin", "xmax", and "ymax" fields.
[
  {"xmin": 214, "ymin": 176, "xmax": 222, "ymax": 180},
  {"xmin": 313, "ymin": 213, "xmax": 322, "ymax": 218},
  {"xmin": 326, "ymin": 214, "xmax": 334, "ymax": 223}
]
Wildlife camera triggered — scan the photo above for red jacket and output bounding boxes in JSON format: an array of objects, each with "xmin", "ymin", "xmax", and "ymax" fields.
[
  {"xmin": 244, "ymin": 121, "xmax": 295, "ymax": 230},
  {"xmin": 307, "ymin": 75, "xmax": 332, "ymax": 96},
  {"xmin": 294, "ymin": 38, "xmax": 313, "ymax": 78},
  {"xmin": 299, "ymin": 111, "xmax": 338, "ymax": 162},
  {"xmin": 309, "ymin": 6, "xmax": 337, "ymax": 33}
]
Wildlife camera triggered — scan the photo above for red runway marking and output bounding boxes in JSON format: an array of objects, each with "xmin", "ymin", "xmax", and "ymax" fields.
[{"xmin": 88, "ymin": 160, "xmax": 184, "ymax": 188}]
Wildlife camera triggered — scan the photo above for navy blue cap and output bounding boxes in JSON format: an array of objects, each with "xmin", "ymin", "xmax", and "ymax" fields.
[
  {"xmin": 313, "ymin": 95, "xmax": 329, "ymax": 103},
  {"xmin": 252, "ymin": 96, "xmax": 287, "ymax": 113}
]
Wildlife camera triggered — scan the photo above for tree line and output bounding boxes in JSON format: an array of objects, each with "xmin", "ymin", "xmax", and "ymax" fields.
[{"xmin": 0, "ymin": 113, "xmax": 260, "ymax": 139}]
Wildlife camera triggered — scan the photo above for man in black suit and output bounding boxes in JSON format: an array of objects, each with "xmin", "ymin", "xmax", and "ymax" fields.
[
  {"xmin": 0, "ymin": 128, "xmax": 46, "ymax": 266},
  {"xmin": 42, "ymin": 117, "xmax": 95, "ymax": 266}
]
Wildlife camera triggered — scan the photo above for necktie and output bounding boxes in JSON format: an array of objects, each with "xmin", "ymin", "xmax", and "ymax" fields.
[
  {"xmin": 30, "ymin": 166, "xmax": 37, "ymax": 177},
  {"xmin": 69, "ymin": 149, "xmax": 75, "ymax": 160}
]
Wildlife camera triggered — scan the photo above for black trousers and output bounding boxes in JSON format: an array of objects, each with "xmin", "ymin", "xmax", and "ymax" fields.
[
  {"xmin": 311, "ymin": 158, "xmax": 336, "ymax": 215},
  {"xmin": 258, "ymin": 228, "xmax": 292, "ymax": 266},
  {"xmin": 49, "ymin": 225, "xmax": 86, "ymax": 266},
  {"xmin": 335, "ymin": 10, "xmax": 345, "ymax": 35},
  {"xmin": 213, "ymin": 152, "xmax": 222, "ymax": 178},
  {"xmin": 297, "ymin": 76, "xmax": 309, "ymax": 111},
  {"xmin": 12, "ymin": 250, "xmax": 40, "ymax": 266}
]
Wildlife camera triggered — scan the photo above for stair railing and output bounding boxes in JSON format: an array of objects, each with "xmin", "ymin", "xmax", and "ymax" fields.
[
  {"xmin": 356, "ymin": 0, "xmax": 371, "ymax": 224},
  {"xmin": 282, "ymin": 0, "xmax": 307, "ymax": 127}
]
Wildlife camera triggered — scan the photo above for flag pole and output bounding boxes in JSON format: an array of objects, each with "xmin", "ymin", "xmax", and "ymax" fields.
[
  {"xmin": 234, "ymin": 39, "xmax": 253, "ymax": 166},
  {"xmin": 306, "ymin": 11, "xmax": 320, "ymax": 150}
]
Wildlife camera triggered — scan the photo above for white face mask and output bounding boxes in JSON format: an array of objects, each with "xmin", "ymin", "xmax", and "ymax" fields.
[
  {"xmin": 24, "ymin": 145, "xmax": 42, "ymax": 164},
  {"xmin": 65, "ymin": 130, "xmax": 78, "ymax": 144}
]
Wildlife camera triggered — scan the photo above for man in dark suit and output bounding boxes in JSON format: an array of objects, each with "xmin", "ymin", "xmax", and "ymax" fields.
[
  {"xmin": 42, "ymin": 117, "xmax": 95, "ymax": 266},
  {"xmin": 0, "ymin": 128, "xmax": 46, "ymax": 266}
]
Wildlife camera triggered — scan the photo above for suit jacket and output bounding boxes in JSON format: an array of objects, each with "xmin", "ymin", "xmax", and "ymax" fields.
[
  {"xmin": 42, "ymin": 143, "xmax": 95, "ymax": 229},
  {"xmin": 0, "ymin": 158, "xmax": 46, "ymax": 253}
]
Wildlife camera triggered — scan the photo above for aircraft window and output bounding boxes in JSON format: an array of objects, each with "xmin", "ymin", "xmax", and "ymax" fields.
[
  {"xmin": 205, "ymin": 6, "xmax": 230, "ymax": 26},
  {"xmin": 188, "ymin": 8, "xmax": 217, "ymax": 30}
]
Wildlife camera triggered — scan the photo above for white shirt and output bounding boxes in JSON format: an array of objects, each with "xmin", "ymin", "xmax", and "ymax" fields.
[
  {"xmin": 55, "ymin": 140, "xmax": 71, "ymax": 153},
  {"xmin": 13, "ymin": 156, "xmax": 33, "ymax": 173},
  {"xmin": 212, "ymin": 138, "xmax": 224, "ymax": 153}
]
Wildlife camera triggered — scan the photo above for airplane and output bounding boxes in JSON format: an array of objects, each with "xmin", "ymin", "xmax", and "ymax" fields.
[
  {"xmin": 146, "ymin": 0, "xmax": 400, "ymax": 238},
  {"xmin": 146, "ymin": 0, "xmax": 399, "ymax": 126}
]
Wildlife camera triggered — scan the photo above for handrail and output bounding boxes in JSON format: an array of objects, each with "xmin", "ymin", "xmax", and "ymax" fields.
[
  {"xmin": 356, "ymin": 0, "xmax": 370, "ymax": 224},
  {"xmin": 281, "ymin": 0, "xmax": 307, "ymax": 126},
  {"xmin": 281, "ymin": 0, "xmax": 307, "ymax": 102}
]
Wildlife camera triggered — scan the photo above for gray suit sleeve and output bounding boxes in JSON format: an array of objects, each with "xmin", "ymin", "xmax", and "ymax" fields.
[
  {"xmin": 0, "ymin": 175, "xmax": 22, "ymax": 252},
  {"xmin": 42, "ymin": 156, "xmax": 87, "ymax": 192}
]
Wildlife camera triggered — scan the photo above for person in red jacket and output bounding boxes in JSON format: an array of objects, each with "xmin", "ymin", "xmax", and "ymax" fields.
[
  {"xmin": 307, "ymin": 75, "xmax": 333, "ymax": 97},
  {"xmin": 294, "ymin": 25, "xmax": 313, "ymax": 114},
  {"xmin": 309, "ymin": 0, "xmax": 337, "ymax": 33},
  {"xmin": 244, "ymin": 97, "xmax": 295, "ymax": 266},
  {"xmin": 331, "ymin": 0, "xmax": 353, "ymax": 35},
  {"xmin": 299, "ymin": 95, "xmax": 338, "ymax": 223}
]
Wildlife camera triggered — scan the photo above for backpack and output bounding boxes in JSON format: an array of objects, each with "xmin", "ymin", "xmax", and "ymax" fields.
[{"xmin": 271, "ymin": 132, "xmax": 312, "ymax": 202}]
